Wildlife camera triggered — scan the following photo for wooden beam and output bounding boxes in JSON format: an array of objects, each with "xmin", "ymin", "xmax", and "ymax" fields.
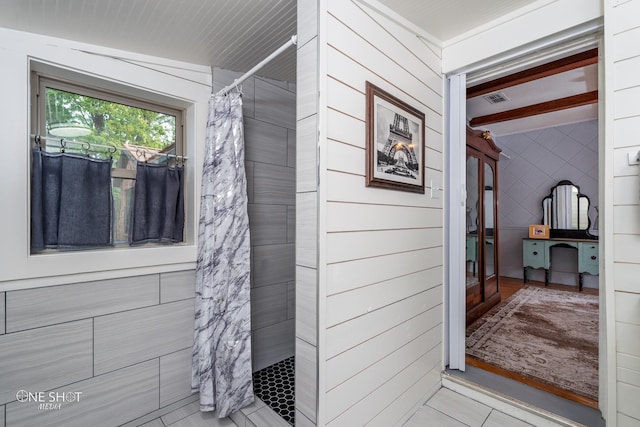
[
  {"xmin": 469, "ymin": 90, "xmax": 598, "ymax": 127},
  {"xmin": 467, "ymin": 48, "xmax": 598, "ymax": 99}
]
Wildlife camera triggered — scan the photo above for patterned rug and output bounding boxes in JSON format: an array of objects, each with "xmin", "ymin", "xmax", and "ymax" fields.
[{"xmin": 466, "ymin": 286, "xmax": 599, "ymax": 401}]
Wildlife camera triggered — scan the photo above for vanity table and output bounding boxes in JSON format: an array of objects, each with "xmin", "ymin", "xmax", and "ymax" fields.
[
  {"xmin": 523, "ymin": 238, "xmax": 598, "ymax": 290},
  {"xmin": 522, "ymin": 180, "xmax": 598, "ymax": 291}
]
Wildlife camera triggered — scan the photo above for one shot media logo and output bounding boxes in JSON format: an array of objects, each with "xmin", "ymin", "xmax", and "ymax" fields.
[{"xmin": 16, "ymin": 390, "xmax": 83, "ymax": 410}]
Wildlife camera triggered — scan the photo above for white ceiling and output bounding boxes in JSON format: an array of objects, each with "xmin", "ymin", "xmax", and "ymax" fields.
[
  {"xmin": 0, "ymin": 0, "xmax": 298, "ymax": 82},
  {"xmin": 0, "ymin": 0, "xmax": 597, "ymax": 136},
  {"xmin": 0, "ymin": 0, "xmax": 541, "ymax": 83},
  {"xmin": 375, "ymin": 0, "xmax": 539, "ymax": 42}
]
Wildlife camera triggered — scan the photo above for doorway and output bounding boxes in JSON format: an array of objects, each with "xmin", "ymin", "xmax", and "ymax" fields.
[{"xmin": 447, "ymin": 38, "xmax": 603, "ymax": 417}]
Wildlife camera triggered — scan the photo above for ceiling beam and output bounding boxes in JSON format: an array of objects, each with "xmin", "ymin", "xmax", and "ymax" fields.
[
  {"xmin": 467, "ymin": 48, "xmax": 598, "ymax": 99},
  {"xmin": 469, "ymin": 90, "xmax": 598, "ymax": 127}
]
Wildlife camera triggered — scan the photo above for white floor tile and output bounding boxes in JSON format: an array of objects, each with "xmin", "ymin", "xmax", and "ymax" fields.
[
  {"xmin": 404, "ymin": 405, "xmax": 467, "ymax": 427},
  {"xmin": 162, "ymin": 400, "xmax": 201, "ymax": 425},
  {"xmin": 483, "ymin": 410, "xmax": 535, "ymax": 427},
  {"xmin": 247, "ymin": 405, "xmax": 291, "ymax": 427},
  {"xmin": 427, "ymin": 388, "xmax": 492, "ymax": 427},
  {"xmin": 169, "ymin": 410, "xmax": 237, "ymax": 427}
]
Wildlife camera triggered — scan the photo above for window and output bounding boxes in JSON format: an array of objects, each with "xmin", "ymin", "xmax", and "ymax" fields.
[{"xmin": 31, "ymin": 73, "xmax": 185, "ymax": 250}]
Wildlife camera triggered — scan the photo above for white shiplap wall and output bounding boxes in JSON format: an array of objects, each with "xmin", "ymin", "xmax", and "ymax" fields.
[
  {"xmin": 607, "ymin": 1, "xmax": 640, "ymax": 425},
  {"xmin": 318, "ymin": 1, "xmax": 444, "ymax": 425}
]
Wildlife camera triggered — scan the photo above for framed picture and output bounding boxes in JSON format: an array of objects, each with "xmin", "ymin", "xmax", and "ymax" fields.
[
  {"xmin": 366, "ymin": 82, "xmax": 425, "ymax": 193},
  {"xmin": 529, "ymin": 224, "xmax": 550, "ymax": 239}
]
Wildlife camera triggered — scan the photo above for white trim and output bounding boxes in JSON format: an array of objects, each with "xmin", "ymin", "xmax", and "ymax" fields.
[
  {"xmin": 447, "ymin": 18, "xmax": 603, "ymax": 78},
  {"xmin": 601, "ymin": 6, "xmax": 616, "ymax": 423},
  {"xmin": 465, "ymin": 31, "xmax": 602, "ymax": 86},
  {"xmin": 446, "ymin": 73, "xmax": 466, "ymax": 371},
  {"xmin": 442, "ymin": 0, "xmax": 602, "ymax": 75},
  {"xmin": 442, "ymin": 374, "xmax": 584, "ymax": 427}
]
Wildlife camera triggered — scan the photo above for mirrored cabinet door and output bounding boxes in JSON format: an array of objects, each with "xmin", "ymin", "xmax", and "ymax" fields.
[{"xmin": 465, "ymin": 127, "xmax": 501, "ymax": 326}]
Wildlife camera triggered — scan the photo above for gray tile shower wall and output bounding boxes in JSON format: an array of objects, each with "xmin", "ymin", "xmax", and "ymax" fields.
[
  {"xmin": 0, "ymin": 271, "xmax": 196, "ymax": 427},
  {"xmin": 0, "ymin": 292, "xmax": 5, "ymax": 334},
  {"xmin": 213, "ymin": 68, "xmax": 296, "ymax": 373},
  {"xmin": 295, "ymin": 0, "xmax": 319, "ymax": 424}
]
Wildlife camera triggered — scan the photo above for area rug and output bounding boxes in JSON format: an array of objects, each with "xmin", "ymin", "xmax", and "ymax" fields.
[{"xmin": 466, "ymin": 286, "xmax": 599, "ymax": 401}]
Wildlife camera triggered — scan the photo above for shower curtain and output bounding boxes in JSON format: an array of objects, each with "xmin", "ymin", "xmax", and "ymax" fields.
[{"xmin": 192, "ymin": 92, "xmax": 254, "ymax": 417}]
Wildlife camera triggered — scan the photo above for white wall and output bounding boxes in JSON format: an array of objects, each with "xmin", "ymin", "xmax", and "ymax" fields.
[
  {"xmin": 313, "ymin": 1, "xmax": 445, "ymax": 425},
  {"xmin": 0, "ymin": 28, "xmax": 210, "ymax": 290},
  {"xmin": 605, "ymin": 1, "xmax": 640, "ymax": 425},
  {"xmin": 0, "ymin": 27, "xmax": 211, "ymax": 426}
]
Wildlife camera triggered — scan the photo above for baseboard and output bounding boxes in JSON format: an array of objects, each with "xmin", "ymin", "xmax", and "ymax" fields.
[{"xmin": 442, "ymin": 372, "xmax": 586, "ymax": 427}]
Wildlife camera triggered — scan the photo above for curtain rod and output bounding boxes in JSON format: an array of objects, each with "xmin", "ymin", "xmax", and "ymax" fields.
[
  {"xmin": 31, "ymin": 134, "xmax": 188, "ymax": 161},
  {"xmin": 215, "ymin": 35, "xmax": 297, "ymax": 97}
]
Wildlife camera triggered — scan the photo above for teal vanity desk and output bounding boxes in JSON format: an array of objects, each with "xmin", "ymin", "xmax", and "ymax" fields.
[{"xmin": 522, "ymin": 238, "xmax": 598, "ymax": 291}]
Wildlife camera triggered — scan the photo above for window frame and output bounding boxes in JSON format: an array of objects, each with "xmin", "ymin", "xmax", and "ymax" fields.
[
  {"xmin": 33, "ymin": 74, "xmax": 185, "ymax": 179},
  {"xmin": 30, "ymin": 71, "xmax": 187, "ymax": 250},
  {"xmin": 0, "ymin": 51, "xmax": 208, "ymax": 288}
]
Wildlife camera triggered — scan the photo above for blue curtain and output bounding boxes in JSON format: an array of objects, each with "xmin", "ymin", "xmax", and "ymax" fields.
[
  {"xmin": 31, "ymin": 148, "xmax": 112, "ymax": 250},
  {"xmin": 130, "ymin": 162, "xmax": 184, "ymax": 244},
  {"xmin": 192, "ymin": 92, "xmax": 253, "ymax": 418}
]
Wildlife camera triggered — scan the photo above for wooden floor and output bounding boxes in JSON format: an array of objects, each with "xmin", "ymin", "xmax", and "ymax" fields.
[
  {"xmin": 500, "ymin": 275, "xmax": 599, "ymax": 299},
  {"xmin": 466, "ymin": 276, "xmax": 599, "ymax": 410}
]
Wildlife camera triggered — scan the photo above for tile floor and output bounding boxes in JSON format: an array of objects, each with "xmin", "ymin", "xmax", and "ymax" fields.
[
  {"xmin": 404, "ymin": 388, "xmax": 536, "ymax": 427},
  {"xmin": 140, "ymin": 385, "xmax": 569, "ymax": 427},
  {"xmin": 252, "ymin": 356, "xmax": 295, "ymax": 425},
  {"xmin": 139, "ymin": 396, "xmax": 288, "ymax": 427}
]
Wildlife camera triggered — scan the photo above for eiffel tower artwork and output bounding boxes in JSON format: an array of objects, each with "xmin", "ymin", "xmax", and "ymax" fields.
[
  {"xmin": 378, "ymin": 112, "xmax": 419, "ymax": 180},
  {"xmin": 366, "ymin": 81, "xmax": 425, "ymax": 193}
]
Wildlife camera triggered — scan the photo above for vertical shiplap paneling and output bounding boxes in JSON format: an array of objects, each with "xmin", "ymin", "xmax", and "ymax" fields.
[
  {"xmin": 320, "ymin": 1, "xmax": 443, "ymax": 425},
  {"xmin": 610, "ymin": 0, "xmax": 640, "ymax": 423}
]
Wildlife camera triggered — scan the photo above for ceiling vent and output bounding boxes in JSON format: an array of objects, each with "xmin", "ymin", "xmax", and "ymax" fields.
[{"xmin": 483, "ymin": 91, "xmax": 509, "ymax": 104}]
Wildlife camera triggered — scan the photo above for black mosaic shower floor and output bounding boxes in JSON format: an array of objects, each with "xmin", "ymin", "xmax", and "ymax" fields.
[{"xmin": 252, "ymin": 356, "xmax": 295, "ymax": 425}]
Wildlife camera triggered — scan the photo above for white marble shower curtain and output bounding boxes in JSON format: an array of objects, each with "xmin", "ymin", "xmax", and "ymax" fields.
[{"xmin": 192, "ymin": 92, "xmax": 254, "ymax": 417}]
